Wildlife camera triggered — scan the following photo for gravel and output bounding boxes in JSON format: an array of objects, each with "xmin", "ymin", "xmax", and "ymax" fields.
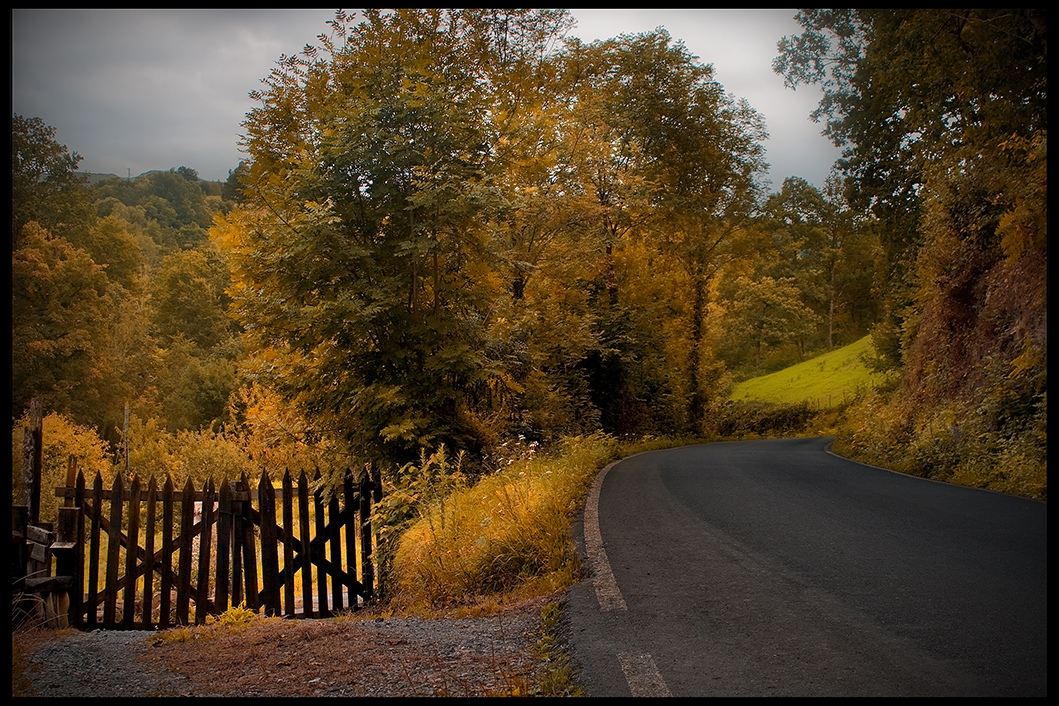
[
  {"xmin": 18, "ymin": 595, "xmax": 556, "ymax": 698},
  {"xmin": 23, "ymin": 629, "xmax": 191, "ymax": 697}
]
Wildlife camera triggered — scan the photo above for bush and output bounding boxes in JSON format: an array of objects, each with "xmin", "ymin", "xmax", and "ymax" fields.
[{"xmin": 710, "ymin": 400, "xmax": 817, "ymax": 439}]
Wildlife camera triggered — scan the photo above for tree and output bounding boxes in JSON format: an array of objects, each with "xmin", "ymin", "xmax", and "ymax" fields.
[
  {"xmin": 722, "ymin": 275, "xmax": 818, "ymax": 369},
  {"xmin": 222, "ymin": 160, "xmax": 251, "ymax": 206},
  {"xmin": 593, "ymin": 30, "xmax": 767, "ymax": 426},
  {"xmin": 11, "ymin": 115, "xmax": 95, "ymax": 250},
  {"xmin": 219, "ymin": 9, "xmax": 574, "ymax": 469},
  {"xmin": 149, "ymin": 245, "xmax": 233, "ymax": 350},
  {"xmin": 775, "ymin": 10, "xmax": 1046, "ymax": 368},
  {"xmin": 761, "ymin": 174, "xmax": 879, "ymax": 354},
  {"xmin": 12, "ymin": 223, "xmax": 114, "ymax": 424},
  {"xmin": 80, "ymin": 215, "xmax": 145, "ymax": 292}
]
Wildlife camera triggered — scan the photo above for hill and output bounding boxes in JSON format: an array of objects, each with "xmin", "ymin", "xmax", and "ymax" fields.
[{"xmin": 728, "ymin": 336, "xmax": 895, "ymax": 409}]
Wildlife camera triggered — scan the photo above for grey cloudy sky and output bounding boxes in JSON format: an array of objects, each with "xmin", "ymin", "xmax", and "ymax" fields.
[{"xmin": 11, "ymin": 8, "xmax": 841, "ymax": 190}]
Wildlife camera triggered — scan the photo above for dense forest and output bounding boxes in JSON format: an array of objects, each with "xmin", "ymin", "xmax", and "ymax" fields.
[{"xmin": 13, "ymin": 9, "xmax": 1046, "ymax": 527}]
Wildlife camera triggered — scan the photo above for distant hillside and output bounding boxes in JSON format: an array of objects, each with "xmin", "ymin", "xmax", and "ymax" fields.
[
  {"xmin": 728, "ymin": 336, "xmax": 896, "ymax": 409},
  {"xmin": 77, "ymin": 170, "xmax": 222, "ymax": 185}
]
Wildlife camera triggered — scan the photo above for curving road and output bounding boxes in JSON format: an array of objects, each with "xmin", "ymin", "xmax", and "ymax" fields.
[{"xmin": 563, "ymin": 437, "xmax": 1047, "ymax": 697}]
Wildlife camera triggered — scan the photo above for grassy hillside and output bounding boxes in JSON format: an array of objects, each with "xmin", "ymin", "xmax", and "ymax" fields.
[{"xmin": 728, "ymin": 336, "xmax": 895, "ymax": 409}]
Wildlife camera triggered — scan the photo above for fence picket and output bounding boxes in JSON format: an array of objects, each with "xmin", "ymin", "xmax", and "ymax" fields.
[
  {"xmin": 360, "ymin": 474, "xmax": 374, "ymax": 600},
  {"xmin": 328, "ymin": 488, "xmax": 342, "ymax": 611},
  {"xmin": 312, "ymin": 473, "xmax": 329, "ymax": 617},
  {"xmin": 258, "ymin": 470, "xmax": 280, "ymax": 617},
  {"xmin": 281, "ymin": 470, "xmax": 295, "ymax": 615},
  {"xmin": 215, "ymin": 478, "xmax": 233, "ymax": 615},
  {"xmin": 176, "ymin": 477, "xmax": 195, "ymax": 625},
  {"xmin": 297, "ymin": 471, "xmax": 312, "ymax": 618},
  {"xmin": 344, "ymin": 473, "xmax": 357, "ymax": 608},
  {"xmin": 239, "ymin": 473, "xmax": 259, "ymax": 612},
  {"xmin": 195, "ymin": 477, "xmax": 215, "ymax": 625},
  {"xmin": 86, "ymin": 473, "xmax": 102, "ymax": 630},
  {"xmin": 103, "ymin": 473, "xmax": 124, "ymax": 626},
  {"xmin": 159, "ymin": 475, "xmax": 175, "ymax": 629},
  {"xmin": 123, "ymin": 474, "xmax": 140, "ymax": 630},
  {"xmin": 142, "ymin": 475, "xmax": 157, "ymax": 629}
]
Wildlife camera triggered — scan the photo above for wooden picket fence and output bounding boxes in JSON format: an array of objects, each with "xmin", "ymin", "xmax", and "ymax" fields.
[{"xmin": 30, "ymin": 468, "xmax": 379, "ymax": 631}]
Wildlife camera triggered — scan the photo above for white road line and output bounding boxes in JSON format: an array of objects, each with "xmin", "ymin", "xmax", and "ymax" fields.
[
  {"xmin": 618, "ymin": 652, "xmax": 673, "ymax": 697},
  {"xmin": 584, "ymin": 459, "xmax": 627, "ymax": 611},
  {"xmin": 587, "ymin": 457, "xmax": 671, "ymax": 697}
]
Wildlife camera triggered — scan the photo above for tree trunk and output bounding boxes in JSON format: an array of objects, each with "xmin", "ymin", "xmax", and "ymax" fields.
[{"xmin": 687, "ymin": 273, "xmax": 706, "ymax": 427}]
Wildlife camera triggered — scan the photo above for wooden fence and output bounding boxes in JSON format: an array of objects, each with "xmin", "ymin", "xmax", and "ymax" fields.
[{"xmin": 14, "ymin": 468, "xmax": 379, "ymax": 631}]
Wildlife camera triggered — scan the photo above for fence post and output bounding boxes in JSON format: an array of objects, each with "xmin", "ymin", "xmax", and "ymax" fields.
[
  {"xmin": 21, "ymin": 397, "xmax": 43, "ymax": 524},
  {"xmin": 11, "ymin": 506, "xmax": 32, "ymax": 626},
  {"xmin": 50, "ymin": 506, "xmax": 80, "ymax": 629},
  {"xmin": 72, "ymin": 472, "xmax": 86, "ymax": 630}
]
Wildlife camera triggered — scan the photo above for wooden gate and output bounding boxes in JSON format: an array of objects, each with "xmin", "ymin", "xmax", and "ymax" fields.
[{"xmin": 46, "ymin": 468, "xmax": 379, "ymax": 630}]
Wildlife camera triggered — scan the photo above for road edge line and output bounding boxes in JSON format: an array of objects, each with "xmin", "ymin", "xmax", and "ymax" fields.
[{"xmin": 584, "ymin": 458, "xmax": 627, "ymax": 612}]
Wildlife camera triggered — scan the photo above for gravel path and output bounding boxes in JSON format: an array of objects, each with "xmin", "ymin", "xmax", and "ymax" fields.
[
  {"xmin": 23, "ymin": 629, "xmax": 190, "ymax": 697},
  {"xmin": 19, "ymin": 595, "xmax": 556, "ymax": 698}
]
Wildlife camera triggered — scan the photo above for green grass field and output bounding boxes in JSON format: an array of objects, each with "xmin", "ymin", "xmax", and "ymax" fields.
[{"xmin": 728, "ymin": 336, "xmax": 895, "ymax": 409}]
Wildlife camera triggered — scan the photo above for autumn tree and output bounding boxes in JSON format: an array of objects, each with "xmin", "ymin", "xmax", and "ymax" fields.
[
  {"xmin": 584, "ymin": 30, "xmax": 767, "ymax": 427},
  {"xmin": 775, "ymin": 9, "xmax": 1046, "ymax": 369},
  {"xmin": 11, "ymin": 114, "xmax": 95, "ymax": 250},
  {"xmin": 11, "ymin": 223, "xmax": 114, "ymax": 424},
  {"xmin": 218, "ymin": 9, "xmax": 574, "ymax": 469}
]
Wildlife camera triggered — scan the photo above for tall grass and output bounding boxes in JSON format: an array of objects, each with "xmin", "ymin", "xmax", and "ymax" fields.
[{"xmin": 389, "ymin": 433, "xmax": 620, "ymax": 612}]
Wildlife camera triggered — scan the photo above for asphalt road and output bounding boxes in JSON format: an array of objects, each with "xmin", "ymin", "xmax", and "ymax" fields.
[{"xmin": 563, "ymin": 437, "xmax": 1047, "ymax": 697}]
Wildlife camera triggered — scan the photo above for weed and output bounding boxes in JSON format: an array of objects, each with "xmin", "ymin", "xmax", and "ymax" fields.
[
  {"xmin": 531, "ymin": 600, "xmax": 584, "ymax": 697},
  {"xmin": 146, "ymin": 602, "xmax": 270, "ymax": 645}
]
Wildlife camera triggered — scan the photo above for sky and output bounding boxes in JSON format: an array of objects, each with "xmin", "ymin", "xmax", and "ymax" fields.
[{"xmin": 11, "ymin": 8, "xmax": 842, "ymax": 191}]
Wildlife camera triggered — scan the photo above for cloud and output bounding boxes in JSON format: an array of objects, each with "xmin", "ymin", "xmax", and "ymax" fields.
[{"xmin": 11, "ymin": 9, "xmax": 840, "ymax": 188}]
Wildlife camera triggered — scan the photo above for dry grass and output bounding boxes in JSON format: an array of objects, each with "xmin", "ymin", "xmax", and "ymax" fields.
[{"xmin": 390, "ymin": 433, "xmax": 618, "ymax": 610}]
